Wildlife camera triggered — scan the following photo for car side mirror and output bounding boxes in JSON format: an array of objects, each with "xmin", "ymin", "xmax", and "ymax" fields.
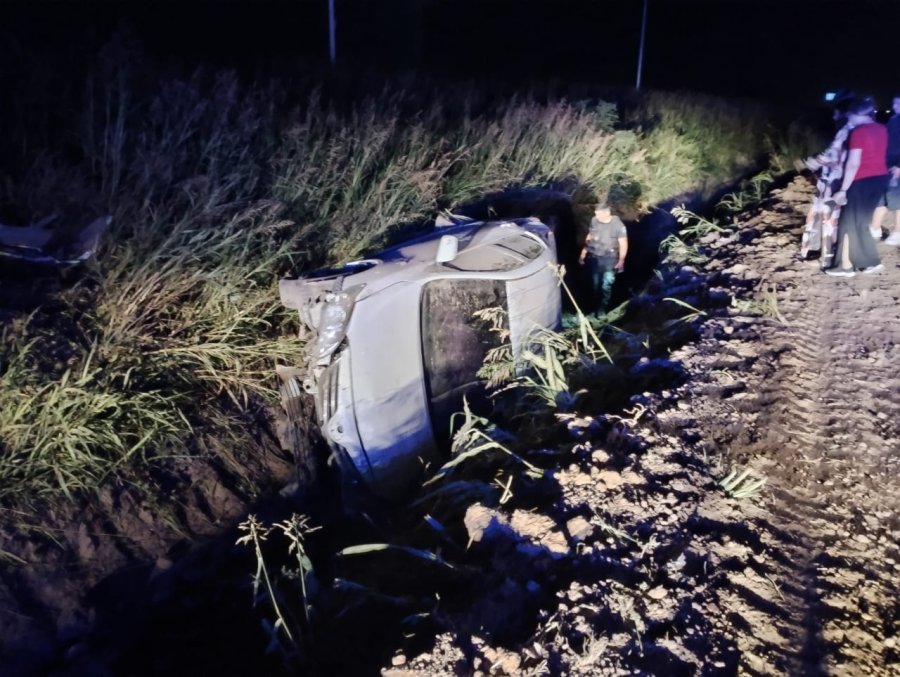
[{"xmin": 435, "ymin": 234, "xmax": 459, "ymax": 264}]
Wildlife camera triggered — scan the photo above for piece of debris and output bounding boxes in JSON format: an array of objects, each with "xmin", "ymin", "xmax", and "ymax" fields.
[{"xmin": 0, "ymin": 214, "xmax": 111, "ymax": 266}]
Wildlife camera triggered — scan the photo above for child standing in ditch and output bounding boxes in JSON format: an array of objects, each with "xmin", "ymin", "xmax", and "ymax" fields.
[{"xmin": 579, "ymin": 201, "xmax": 628, "ymax": 313}]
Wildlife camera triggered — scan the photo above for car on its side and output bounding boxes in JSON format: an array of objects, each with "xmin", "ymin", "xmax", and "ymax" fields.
[{"xmin": 278, "ymin": 217, "xmax": 561, "ymax": 497}]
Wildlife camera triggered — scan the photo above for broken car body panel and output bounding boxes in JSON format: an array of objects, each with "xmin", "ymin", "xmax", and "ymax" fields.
[
  {"xmin": 279, "ymin": 218, "xmax": 561, "ymax": 497},
  {"xmin": 0, "ymin": 215, "xmax": 111, "ymax": 266}
]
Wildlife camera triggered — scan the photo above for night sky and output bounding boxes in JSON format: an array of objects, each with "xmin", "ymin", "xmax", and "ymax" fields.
[{"xmin": 3, "ymin": 0, "xmax": 900, "ymax": 105}]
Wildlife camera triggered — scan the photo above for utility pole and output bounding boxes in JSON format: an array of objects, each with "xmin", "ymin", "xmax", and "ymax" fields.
[
  {"xmin": 636, "ymin": 0, "xmax": 648, "ymax": 90},
  {"xmin": 328, "ymin": 0, "xmax": 336, "ymax": 66}
]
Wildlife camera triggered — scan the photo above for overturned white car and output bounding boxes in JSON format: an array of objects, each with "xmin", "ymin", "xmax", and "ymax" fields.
[{"xmin": 278, "ymin": 218, "xmax": 561, "ymax": 497}]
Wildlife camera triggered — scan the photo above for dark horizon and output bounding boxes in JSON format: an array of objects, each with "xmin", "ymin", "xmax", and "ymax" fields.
[{"xmin": 4, "ymin": 0, "xmax": 899, "ymax": 107}]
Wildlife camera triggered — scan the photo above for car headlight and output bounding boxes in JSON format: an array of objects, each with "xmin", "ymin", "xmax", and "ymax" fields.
[{"xmin": 314, "ymin": 285, "xmax": 363, "ymax": 359}]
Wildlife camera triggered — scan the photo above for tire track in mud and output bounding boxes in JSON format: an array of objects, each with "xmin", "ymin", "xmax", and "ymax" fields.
[
  {"xmin": 678, "ymin": 180, "xmax": 900, "ymax": 675},
  {"xmin": 767, "ymin": 269, "xmax": 900, "ymax": 674}
]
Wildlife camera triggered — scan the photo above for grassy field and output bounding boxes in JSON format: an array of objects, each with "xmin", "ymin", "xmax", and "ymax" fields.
[{"xmin": 0, "ymin": 42, "xmax": 818, "ymax": 510}]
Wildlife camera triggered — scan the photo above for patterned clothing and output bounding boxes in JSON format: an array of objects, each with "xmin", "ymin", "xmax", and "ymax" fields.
[{"xmin": 800, "ymin": 122, "xmax": 854, "ymax": 263}]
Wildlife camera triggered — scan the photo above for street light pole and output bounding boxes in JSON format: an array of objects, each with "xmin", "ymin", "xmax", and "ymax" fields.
[
  {"xmin": 636, "ymin": 0, "xmax": 648, "ymax": 90},
  {"xmin": 328, "ymin": 0, "xmax": 336, "ymax": 66}
]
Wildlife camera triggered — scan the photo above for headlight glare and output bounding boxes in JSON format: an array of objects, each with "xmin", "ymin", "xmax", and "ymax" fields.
[{"xmin": 314, "ymin": 285, "xmax": 363, "ymax": 358}]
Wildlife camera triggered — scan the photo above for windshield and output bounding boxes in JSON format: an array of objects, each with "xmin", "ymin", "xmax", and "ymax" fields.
[{"xmin": 420, "ymin": 278, "xmax": 507, "ymax": 449}]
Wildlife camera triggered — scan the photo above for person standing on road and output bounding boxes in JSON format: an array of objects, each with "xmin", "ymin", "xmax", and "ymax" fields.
[
  {"xmin": 826, "ymin": 97, "xmax": 888, "ymax": 277},
  {"xmin": 579, "ymin": 201, "xmax": 628, "ymax": 312},
  {"xmin": 873, "ymin": 95, "xmax": 900, "ymax": 245},
  {"xmin": 800, "ymin": 91, "xmax": 856, "ymax": 266}
]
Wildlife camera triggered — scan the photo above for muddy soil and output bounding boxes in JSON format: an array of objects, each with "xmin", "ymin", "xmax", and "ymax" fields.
[
  {"xmin": 1, "ymin": 176, "xmax": 898, "ymax": 675},
  {"xmin": 387, "ymin": 178, "xmax": 900, "ymax": 676}
]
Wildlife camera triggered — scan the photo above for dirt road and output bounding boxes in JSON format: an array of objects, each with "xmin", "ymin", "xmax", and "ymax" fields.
[
  {"xmin": 683, "ymin": 178, "xmax": 900, "ymax": 674},
  {"xmin": 395, "ymin": 177, "xmax": 900, "ymax": 676}
]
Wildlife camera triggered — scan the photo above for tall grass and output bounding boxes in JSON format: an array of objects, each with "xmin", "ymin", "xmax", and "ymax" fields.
[
  {"xmin": 0, "ymin": 42, "xmax": 810, "ymax": 508},
  {"xmin": 0, "ymin": 333, "xmax": 185, "ymax": 499}
]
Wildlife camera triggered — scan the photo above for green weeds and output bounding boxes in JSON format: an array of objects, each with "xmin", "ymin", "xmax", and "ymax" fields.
[
  {"xmin": 719, "ymin": 466, "xmax": 768, "ymax": 500},
  {"xmin": 731, "ymin": 282, "xmax": 788, "ymax": 324},
  {"xmin": 236, "ymin": 513, "xmax": 320, "ymax": 660},
  {"xmin": 659, "ymin": 233, "xmax": 709, "ymax": 265},
  {"xmin": 663, "ymin": 297, "xmax": 708, "ymax": 323},
  {"xmin": 662, "ymin": 204, "xmax": 730, "ymax": 265},
  {"xmin": 671, "ymin": 205, "xmax": 730, "ymax": 237},
  {"xmin": 427, "ymin": 398, "xmax": 542, "ymax": 486},
  {"xmin": 717, "ymin": 170, "xmax": 774, "ymax": 214},
  {"xmin": 0, "ymin": 335, "xmax": 185, "ymax": 499},
  {"xmin": 475, "ymin": 269, "xmax": 618, "ymax": 419}
]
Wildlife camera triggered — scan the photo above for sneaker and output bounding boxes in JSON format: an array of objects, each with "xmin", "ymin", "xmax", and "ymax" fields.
[
  {"xmin": 825, "ymin": 268, "xmax": 856, "ymax": 277},
  {"xmin": 885, "ymin": 232, "xmax": 900, "ymax": 246},
  {"xmin": 870, "ymin": 228, "xmax": 883, "ymax": 240},
  {"xmin": 862, "ymin": 264, "xmax": 884, "ymax": 274}
]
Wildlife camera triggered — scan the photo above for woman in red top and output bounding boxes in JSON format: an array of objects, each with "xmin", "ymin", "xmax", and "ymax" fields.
[{"xmin": 826, "ymin": 97, "xmax": 888, "ymax": 276}]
